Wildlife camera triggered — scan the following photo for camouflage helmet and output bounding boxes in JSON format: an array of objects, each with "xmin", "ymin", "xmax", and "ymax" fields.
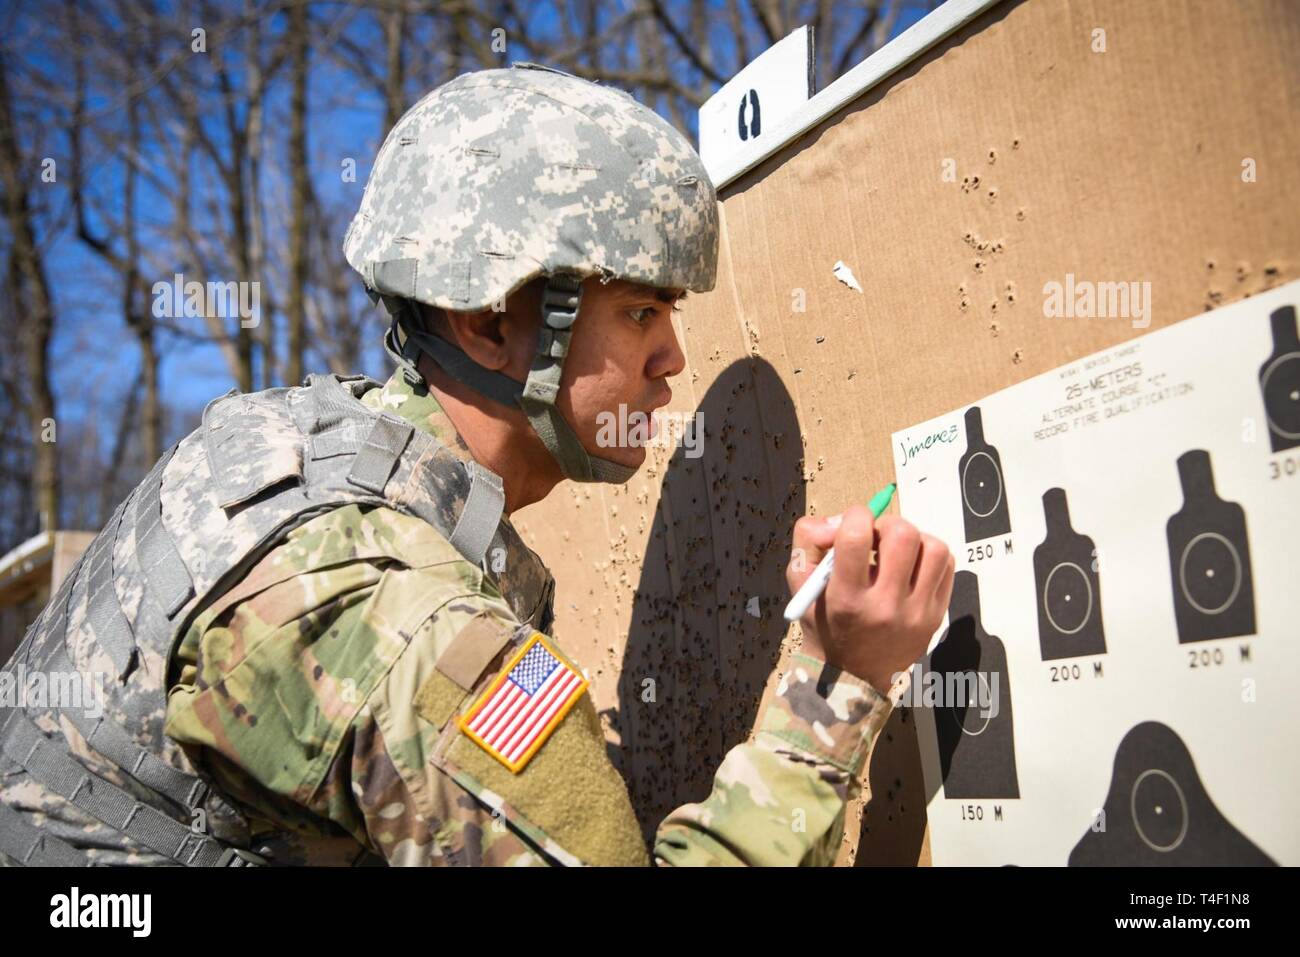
[{"xmin": 343, "ymin": 62, "xmax": 719, "ymax": 485}]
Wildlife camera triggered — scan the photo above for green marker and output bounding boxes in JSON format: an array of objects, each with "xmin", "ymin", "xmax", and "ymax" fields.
[{"xmin": 783, "ymin": 483, "xmax": 897, "ymax": 622}]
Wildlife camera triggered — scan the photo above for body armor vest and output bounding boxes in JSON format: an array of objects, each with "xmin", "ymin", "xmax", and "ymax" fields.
[{"xmin": 0, "ymin": 374, "xmax": 555, "ymax": 866}]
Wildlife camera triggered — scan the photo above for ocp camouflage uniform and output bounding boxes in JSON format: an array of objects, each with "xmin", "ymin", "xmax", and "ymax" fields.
[
  {"xmin": 162, "ymin": 373, "xmax": 895, "ymax": 866},
  {"xmin": 0, "ymin": 63, "xmax": 895, "ymax": 868}
]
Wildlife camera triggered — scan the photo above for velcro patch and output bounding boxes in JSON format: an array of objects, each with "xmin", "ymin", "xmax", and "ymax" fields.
[{"xmin": 457, "ymin": 632, "xmax": 588, "ymax": 774}]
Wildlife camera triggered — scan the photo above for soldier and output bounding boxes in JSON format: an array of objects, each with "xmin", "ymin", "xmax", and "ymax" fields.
[{"xmin": 0, "ymin": 63, "xmax": 953, "ymax": 867}]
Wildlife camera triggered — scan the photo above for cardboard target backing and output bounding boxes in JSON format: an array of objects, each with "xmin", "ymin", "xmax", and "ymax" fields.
[{"xmin": 513, "ymin": 0, "xmax": 1300, "ymax": 865}]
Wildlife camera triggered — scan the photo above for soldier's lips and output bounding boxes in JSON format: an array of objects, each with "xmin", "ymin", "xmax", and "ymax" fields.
[{"xmin": 646, "ymin": 385, "xmax": 672, "ymax": 411}]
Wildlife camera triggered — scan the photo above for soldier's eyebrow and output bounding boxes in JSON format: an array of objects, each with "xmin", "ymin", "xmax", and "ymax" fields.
[{"xmin": 619, "ymin": 283, "xmax": 687, "ymax": 305}]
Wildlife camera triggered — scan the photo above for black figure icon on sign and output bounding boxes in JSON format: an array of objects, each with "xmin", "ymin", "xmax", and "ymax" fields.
[
  {"xmin": 930, "ymin": 570, "xmax": 1019, "ymax": 799},
  {"xmin": 1260, "ymin": 304, "xmax": 1300, "ymax": 453},
  {"xmin": 1034, "ymin": 488, "xmax": 1106, "ymax": 660},
  {"xmin": 1069, "ymin": 722, "xmax": 1276, "ymax": 865},
  {"xmin": 737, "ymin": 88, "xmax": 761, "ymax": 141},
  {"xmin": 958, "ymin": 406, "xmax": 1012, "ymax": 542},
  {"xmin": 1166, "ymin": 450, "xmax": 1256, "ymax": 643}
]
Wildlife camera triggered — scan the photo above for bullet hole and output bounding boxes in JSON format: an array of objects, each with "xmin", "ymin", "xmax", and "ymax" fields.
[
  {"xmin": 971, "ymin": 175, "xmax": 980, "ymax": 188},
  {"xmin": 1236, "ymin": 262, "xmax": 1250, "ymax": 282},
  {"xmin": 990, "ymin": 300, "xmax": 998, "ymax": 312},
  {"xmin": 1206, "ymin": 258, "xmax": 1216, "ymax": 272},
  {"xmin": 987, "ymin": 187, "xmax": 997, "ymax": 202},
  {"xmin": 1016, "ymin": 207, "xmax": 1026, "ymax": 221},
  {"xmin": 960, "ymin": 298, "xmax": 970, "ymax": 310},
  {"xmin": 1012, "ymin": 348, "xmax": 1024, "ymax": 364},
  {"xmin": 990, "ymin": 322, "xmax": 1000, "ymax": 336},
  {"xmin": 958, "ymin": 283, "xmax": 966, "ymax": 294},
  {"xmin": 988, "ymin": 149, "xmax": 996, "ymax": 164},
  {"xmin": 991, "ymin": 240, "xmax": 1004, "ymax": 253},
  {"xmin": 847, "ymin": 370, "xmax": 857, "ymax": 380},
  {"xmin": 1264, "ymin": 264, "xmax": 1280, "ymax": 278},
  {"xmin": 977, "ymin": 239, "xmax": 989, "ymax": 251},
  {"xmin": 974, "ymin": 259, "xmax": 985, "ymax": 272},
  {"xmin": 1012, "ymin": 137, "xmax": 1021, "ymax": 149},
  {"xmin": 815, "ymin": 335, "xmax": 825, "ymax": 343},
  {"xmin": 963, "ymin": 231, "xmax": 974, "ymax": 243}
]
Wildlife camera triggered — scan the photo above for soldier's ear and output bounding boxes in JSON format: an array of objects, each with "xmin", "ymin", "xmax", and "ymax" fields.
[{"xmin": 443, "ymin": 308, "xmax": 512, "ymax": 369}]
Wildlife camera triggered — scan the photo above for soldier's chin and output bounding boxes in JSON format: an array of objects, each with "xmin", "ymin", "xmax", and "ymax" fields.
[{"xmin": 592, "ymin": 439, "xmax": 648, "ymax": 471}]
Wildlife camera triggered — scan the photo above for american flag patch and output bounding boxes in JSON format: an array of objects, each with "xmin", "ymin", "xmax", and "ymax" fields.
[{"xmin": 458, "ymin": 633, "xmax": 588, "ymax": 773}]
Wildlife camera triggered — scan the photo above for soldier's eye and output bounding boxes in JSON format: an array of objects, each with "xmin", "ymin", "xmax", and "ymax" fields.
[{"xmin": 627, "ymin": 307, "xmax": 655, "ymax": 325}]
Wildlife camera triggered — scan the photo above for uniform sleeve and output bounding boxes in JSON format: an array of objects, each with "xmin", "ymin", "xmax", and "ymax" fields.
[
  {"xmin": 652, "ymin": 653, "xmax": 894, "ymax": 867},
  {"xmin": 167, "ymin": 506, "xmax": 897, "ymax": 867},
  {"xmin": 165, "ymin": 505, "xmax": 559, "ymax": 866}
]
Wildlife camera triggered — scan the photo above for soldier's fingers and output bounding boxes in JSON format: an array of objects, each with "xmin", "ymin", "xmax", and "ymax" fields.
[
  {"xmin": 826, "ymin": 505, "xmax": 877, "ymax": 593},
  {"xmin": 932, "ymin": 552, "xmax": 957, "ymax": 615},
  {"xmin": 872, "ymin": 515, "xmax": 922, "ymax": 602},
  {"xmin": 787, "ymin": 513, "xmax": 841, "ymax": 591},
  {"xmin": 910, "ymin": 533, "xmax": 951, "ymax": 596}
]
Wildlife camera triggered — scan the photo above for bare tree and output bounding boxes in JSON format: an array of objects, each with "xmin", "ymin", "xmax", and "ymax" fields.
[
  {"xmin": 0, "ymin": 48, "xmax": 59, "ymax": 536},
  {"xmin": 0, "ymin": 0, "xmax": 926, "ymax": 549},
  {"xmin": 286, "ymin": 0, "xmax": 311, "ymax": 385}
]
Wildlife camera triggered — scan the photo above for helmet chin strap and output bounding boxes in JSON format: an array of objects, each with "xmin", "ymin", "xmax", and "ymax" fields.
[{"xmin": 372, "ymin": 279, "xmax": 641, "ymax": 486}]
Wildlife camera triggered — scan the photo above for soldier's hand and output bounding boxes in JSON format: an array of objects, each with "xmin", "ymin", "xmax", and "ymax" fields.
[{"xmin": 786, "ymin": 507, "xmax": 955, "ymax": 694}]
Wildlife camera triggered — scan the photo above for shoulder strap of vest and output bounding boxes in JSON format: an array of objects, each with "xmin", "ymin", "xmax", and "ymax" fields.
[{"xmin": 1, "ymin": 373, "xmax": 549, "ymax": 866}]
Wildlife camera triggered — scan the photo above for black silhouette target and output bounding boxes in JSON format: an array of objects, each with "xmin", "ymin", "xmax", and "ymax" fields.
[
  {"xmin": 962, "ymin": 453, "xmax": 1003, "ymax": 519},
  {"xmin": 1260, "ymin": 304, "xmax": 1300, "ymax": 453},
  {"xmin": 1131, "ymin": 770, "xmax": 1188, "ymax": 852},
  {"xmin": 1165, "ymin": 450, "xmax": 1256, "ymax": 643},
  {"xmin": 929, "ymin": 570, "xmax": 1019, "ymax": 799},
  {"xmin": 1044, "ymin": 563, "xmax": 1092, "ymax": 632},
  {"xmin": 1178, "ymin": 533, "xmax": 1243, "ymax": 615},
  {"xmin": 1069, "ymin": 722, "xmax": 1276, "ymax": 865},
  {"xmin": 958, "ymin": 406, "xmax": 1012, "ymax": 542},
  {"xmin": 1261, "ymin": 356, "xmax": 1300, "ymax": 441},
  {"xmin": 1034, "ymin": 488, "xmax": 1107, "ymax": 659}
]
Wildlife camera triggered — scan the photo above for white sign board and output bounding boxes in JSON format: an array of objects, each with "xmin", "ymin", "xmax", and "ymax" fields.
[
  {"xmin": 892, "ymin": 280, "xmax": 1300, "ymax": 865},
  {"xmin": 698, "ymin": 26, "xmax": 814, "ymax": 180}
]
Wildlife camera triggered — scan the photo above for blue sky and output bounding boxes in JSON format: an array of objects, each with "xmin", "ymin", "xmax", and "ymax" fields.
[{"xmin": 31, "ymin": 2, "xmax": 939, "ymax": 453}]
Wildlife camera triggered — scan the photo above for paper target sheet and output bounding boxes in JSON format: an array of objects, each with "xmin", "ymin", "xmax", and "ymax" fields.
[{"xmin": 891, "ymin": 279, "xmax": 1300, "ymax": 866}]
